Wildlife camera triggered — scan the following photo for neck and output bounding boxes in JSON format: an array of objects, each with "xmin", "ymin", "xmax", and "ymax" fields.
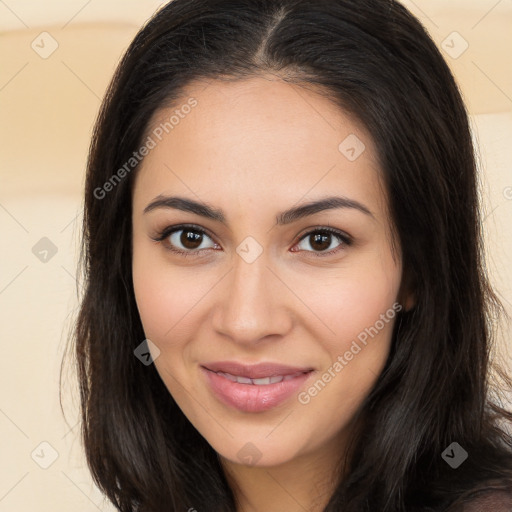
[{"xmin": 220, "ymin": 431, "xmax": 348, "ymax": 512}]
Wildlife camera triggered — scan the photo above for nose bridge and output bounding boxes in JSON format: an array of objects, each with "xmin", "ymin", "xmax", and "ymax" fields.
[
  {"xmin": 212, "ymin": 239, "xmax": 291, "ymax": 343},
  {"xmin": 232, "ymin": 248, "xmax": 265, "ymax": 303}
]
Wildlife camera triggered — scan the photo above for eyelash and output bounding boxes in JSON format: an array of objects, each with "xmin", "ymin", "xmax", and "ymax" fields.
[{"xmin": 151, "ymin": 223, "xmax": 353, "ymax": 259}]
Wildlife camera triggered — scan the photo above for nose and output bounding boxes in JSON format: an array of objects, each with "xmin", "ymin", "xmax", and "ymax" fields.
[{"xmin": 211, "ymin": 248, "xmax": 293, "ymax": 346}]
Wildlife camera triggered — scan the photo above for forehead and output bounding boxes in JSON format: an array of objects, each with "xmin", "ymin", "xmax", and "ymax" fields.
[{"xmin": 134, "ymin": 75, "xmax": 388, "ymax": 221}]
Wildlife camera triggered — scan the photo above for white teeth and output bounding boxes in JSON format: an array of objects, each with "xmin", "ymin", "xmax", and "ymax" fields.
[
  {"xmin": 218, "ymin": 372, "xmax": 238, "ymax": 382},
  {"xmin": 252, "ymin": 377, "xmax": 271, "ymax": 385},
  {"xmin": 216, "ymin": 371, "xmax": 305, "ymax": 385}
]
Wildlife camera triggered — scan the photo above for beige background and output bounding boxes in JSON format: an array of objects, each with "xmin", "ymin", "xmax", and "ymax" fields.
[{"xmin": 0, "ymin": 1, "xmax": 511, "ymax": 510}]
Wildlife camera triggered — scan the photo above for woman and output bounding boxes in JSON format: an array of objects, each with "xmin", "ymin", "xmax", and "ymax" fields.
[{"xmin": 66, "ymin": 0, "xmax": 512, "ymax": 510}]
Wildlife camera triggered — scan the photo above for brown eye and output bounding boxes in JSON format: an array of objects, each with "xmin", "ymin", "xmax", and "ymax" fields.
[
  {"xmin": 308, "ymin": 232, "xmax": 334, "ymax": 251},
  {"xmin": 293, "ymin": 228, "xmax": 352, "ymax": 257},
  {"xmin": 167, "ymin": 227, "xmax": 216, "ymax": 252},
  {"xmin": 177, "ymin": 228, "xmax": 205, "ymax": 250},
  {"xmin": 154, "ymin": 224, "xmax": 217, "ymax": 256}
]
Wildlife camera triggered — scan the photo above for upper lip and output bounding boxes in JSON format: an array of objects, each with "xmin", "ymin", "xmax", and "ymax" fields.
[{"xmin": 202, "ymin": 361, "xmax": 314, "ymax": 379}]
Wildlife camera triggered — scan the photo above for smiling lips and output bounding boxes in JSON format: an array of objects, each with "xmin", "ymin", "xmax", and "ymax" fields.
[
  {"xmin": 214, "ymin": 371, "xmax": 306, "ymax": 385},
  {"xmin": 202, "ymin": 360, "xmax": 314, "ymax": 379},
  {"xmin": 201, "ymin": 361, "xmax": 315, "ymax": 412}
]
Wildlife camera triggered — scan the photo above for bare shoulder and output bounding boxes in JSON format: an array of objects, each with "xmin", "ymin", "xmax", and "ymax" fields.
[{"xmin": 458, "ymin": 488, "xmax": 512, "ymax": 512}]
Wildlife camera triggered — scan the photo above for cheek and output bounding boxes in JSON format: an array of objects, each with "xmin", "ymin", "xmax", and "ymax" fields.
[
  {"xmin": 132, "ymin": 246, "xmax": 219, "ymax": 353},
  {"xmin": 133, "ymin": 266, "xmax": 189, "ymax": 345},
  {"xmin": 133, "ymin": 262, "xmax": 167, "ymax": 340},
  {"xmin": 132, "ymin": 239, "xmax": 184, "ymax": 344},
  {"xmin": 304, "ymin": 251, "xmax": 401, "ymax": 410},
  {"xmin": 298, "ymin": 274, "xmax": 400, "ymax": 432},
  {"xmin": 306, "ymin": 258, "xmax": 401, "ymax": 347}
]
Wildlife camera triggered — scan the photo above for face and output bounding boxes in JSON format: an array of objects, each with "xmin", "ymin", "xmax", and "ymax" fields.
[{"xmin": 131, "ymin": 75, "xmax": 411, "ymax": 469}]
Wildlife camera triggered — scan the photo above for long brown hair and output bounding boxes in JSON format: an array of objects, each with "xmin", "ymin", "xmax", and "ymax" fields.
[{"xmin": 62, "ymin": 0, "xmax": 512, "ymax": 510}]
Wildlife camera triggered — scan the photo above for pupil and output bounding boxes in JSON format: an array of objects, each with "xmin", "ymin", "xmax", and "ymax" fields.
[
  {"xmin": 182, "ymin": 230, "xmax": 202, "ymax": 249},
  {"xmin": 311, "ymin": 233, "xmax": 330, "ymax": 251}
]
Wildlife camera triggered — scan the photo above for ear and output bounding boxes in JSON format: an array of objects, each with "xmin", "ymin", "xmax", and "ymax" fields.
[
  {"xmin": 403, "ymin": 290, "xmax": 415, "ymax": 311},
  {"xmin": 398, "ymin": 268, "xmax": 416, "ymax": 312}
]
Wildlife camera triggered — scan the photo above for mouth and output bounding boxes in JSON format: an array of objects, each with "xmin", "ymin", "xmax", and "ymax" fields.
[
  {"xmin": 201, "ymin": 360, "xmax": 314, "ymax": 379},
  {"xmin": 209, "ymin": 370, "xmax": 310, "ymax": 386},
  {"xmin": 200, "ymin": 362, "xmax": 315, "ymax": 413}
]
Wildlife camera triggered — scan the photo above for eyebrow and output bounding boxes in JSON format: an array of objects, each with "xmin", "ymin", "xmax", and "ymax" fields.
[{"xmin": 143, "ymin": 195, "xmax": 375, "ymax": 225}]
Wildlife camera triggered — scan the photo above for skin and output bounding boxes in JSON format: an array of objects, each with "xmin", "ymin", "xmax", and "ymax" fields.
[{"xmin": 131, "ymin": 75, "xmax": 414, "ymax": 512}]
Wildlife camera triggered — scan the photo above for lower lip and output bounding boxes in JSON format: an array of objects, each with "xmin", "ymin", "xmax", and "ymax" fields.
[{"xmin": 201, "ymin": 367, "xmax": 314, "ymax": 413}]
